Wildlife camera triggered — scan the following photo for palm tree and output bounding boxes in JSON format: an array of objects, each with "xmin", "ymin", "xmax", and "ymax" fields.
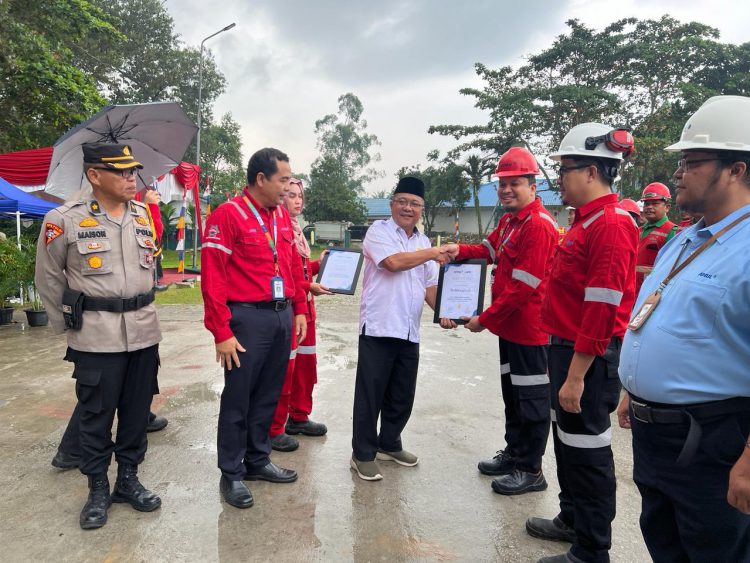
[
  {"xmin": 159, "ymin": 201, "xmax": 177, "ymax": 248},
  {"xmin": 459, "ymin": 154, "xmax": 496, "ymax": 235}
]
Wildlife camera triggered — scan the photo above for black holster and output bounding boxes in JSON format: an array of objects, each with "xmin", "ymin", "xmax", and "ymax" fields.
[{"xmin": 62, "ymin": 288, "xmax": 85, "ymax": 330}]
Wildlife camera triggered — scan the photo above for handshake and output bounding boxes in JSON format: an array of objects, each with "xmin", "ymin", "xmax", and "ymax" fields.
[{"xmin": 431, "ymin": 243, "xmax": 459, "ymax": 266}]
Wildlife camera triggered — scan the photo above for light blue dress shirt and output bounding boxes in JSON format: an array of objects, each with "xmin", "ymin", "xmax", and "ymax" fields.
[{"xmin": 619, "ymin": 203, "xmax": 750, "ymax": 404}]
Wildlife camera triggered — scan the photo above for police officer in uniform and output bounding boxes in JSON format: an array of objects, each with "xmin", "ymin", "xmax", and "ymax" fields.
[
  {"xmin": 201, "ymin": 148, "xmax": 307, "ymax": 509},
  {"xmin": 618, "ymin": 95, "xmax": 750, "ymax": 562},
  {"xmin": 527, "ymin": 124, "xmax": 638, "ymax": 563},
  {"xmin": 443, "ymin": 147, "xmax": 559, "ymax": 495},
  {"xmin": 36, "ymin": 143, "xmax": 162, "ymax": 529}
]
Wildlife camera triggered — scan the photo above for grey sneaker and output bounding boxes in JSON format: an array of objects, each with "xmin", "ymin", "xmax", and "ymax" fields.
[
  {"xmin": 350, "ymin": 457, "xmax": 383, "ymax": 481},
  {"xmin": 376, "ymin": 448, "xmax": 419, "ymax": 467}
]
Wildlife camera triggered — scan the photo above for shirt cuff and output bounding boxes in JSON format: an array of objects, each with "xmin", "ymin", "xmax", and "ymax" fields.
[
  {"xmin": 293, "ymin": 302, "xmax": 308, "ymax": 316},
  {"xmin": 212, "ymin": 325, "xmax": 235, "ymax": 344},
  {"xmin": 574, "ymin": 334, "xmax": 609, "ymax": 356}
]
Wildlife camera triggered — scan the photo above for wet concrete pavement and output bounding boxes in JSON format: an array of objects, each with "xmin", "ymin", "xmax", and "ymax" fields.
[{"xmin": 0, "ymin": 295, "xmax": 650, "ymax": 562}]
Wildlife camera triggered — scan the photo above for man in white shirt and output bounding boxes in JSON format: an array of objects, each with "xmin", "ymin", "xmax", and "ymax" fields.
[{"xmin": 351, "ymin": 177, "xmax": 451, "ymax": 481}]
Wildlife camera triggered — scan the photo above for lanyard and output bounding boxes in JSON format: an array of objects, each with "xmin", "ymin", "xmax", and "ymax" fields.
[
  {"xmin": 243, "ymin": 196, "xmax": 279, "ymax": 273},
  {"xmin": 656, "ymin": 211, "xmax": 750, "ymax": 294}
]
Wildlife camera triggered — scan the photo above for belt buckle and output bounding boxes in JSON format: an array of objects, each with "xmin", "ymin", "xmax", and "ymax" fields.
[
  {"xmin": 274, "ymin": 300, "xmax": 286, "ymax": 312},
  {"xmin": 630, "ymin": 400, "xmax": 653, "ymax": 423}
]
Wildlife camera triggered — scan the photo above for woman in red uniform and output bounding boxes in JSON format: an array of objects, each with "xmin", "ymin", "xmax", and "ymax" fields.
[{"xmin": 269, "ymin": 178, "xmax": 332, "ymax": 451}]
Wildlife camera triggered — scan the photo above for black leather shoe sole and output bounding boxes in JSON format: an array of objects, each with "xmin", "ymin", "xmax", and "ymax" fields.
[
  {"xmin": 243, "ymin": 471, "xmax": 298, "ymax": 484},
  {"xmin": 492, "ymin": 475, "xmax": 548, "ymax": 496},
  {"xmin": 526, "ymin": 518, "xmax": 576, "ymax": 543},
  {"xmin": 111, "ymin": 491, "xmax": 162, "ymax": 512},
  {"xmin": 51, "ymin": 451, "xmax": 81, "ymax": 470},
  {"xmin": 477, "ymin": 462, "xmax": 514, "ymax": 476},
  {"xmin": 285, "ymin": 421, "xmax": 328, "ymax": 436}
]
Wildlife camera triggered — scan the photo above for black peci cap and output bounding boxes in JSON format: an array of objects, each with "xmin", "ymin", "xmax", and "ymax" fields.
[{"xmin": 394, "ymin": 176, "xmax": 425, "ymax": 199}]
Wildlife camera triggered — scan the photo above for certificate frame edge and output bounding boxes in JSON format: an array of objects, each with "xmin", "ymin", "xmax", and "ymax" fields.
[
  {"xmin": 315, "ymin": 247, "xmax": 364, "ymax": 295},
  {"xmin": 432, "ymin": 259, "xmax": 487, "ymax": 324}
]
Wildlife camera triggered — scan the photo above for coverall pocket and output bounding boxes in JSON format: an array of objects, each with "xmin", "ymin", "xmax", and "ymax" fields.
[
  {"xmin": 518, "ymin": 385, "xmax": 551, "ymax": 422},
  {"xmin": 74, "ymin": 367, "xmax": 103, "ymax": 413}
]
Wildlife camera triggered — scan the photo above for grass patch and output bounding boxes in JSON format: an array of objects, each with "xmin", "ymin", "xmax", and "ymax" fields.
[
  {"xmin": 161, "ymin": 249, "xmax": 200, "ymax": 269},
  {"xmin": 154, "ymin": 282, "xmax": 203, "ymax": 305}
]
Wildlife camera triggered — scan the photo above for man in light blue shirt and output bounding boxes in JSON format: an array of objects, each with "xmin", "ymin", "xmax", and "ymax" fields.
[{"xmin": 618, "ymin": 95, "xmax": 750, "ymax": 562}]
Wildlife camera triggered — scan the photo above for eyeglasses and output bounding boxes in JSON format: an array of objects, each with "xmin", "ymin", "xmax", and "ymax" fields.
[
  {"xmin": 556, "ymin": 163, "xmax": 592, "ymax": 177},
  {"xmin": 393, "ymin": 198, "xmax": 424, "ymax": 210},
  {"xmin": 676, "ymin": 158, "xmax": 722, "ymax": 172},
  {"xmin": 92, "ymin": 167, "xmax": 139, "ymax": 178}
]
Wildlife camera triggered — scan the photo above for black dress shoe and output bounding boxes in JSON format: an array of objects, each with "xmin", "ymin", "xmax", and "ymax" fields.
[
  {"xmin": 146, "ymin": 412, "xmax": 168, "ymax": 433},
  {"xmin": 478, "ymin": 449, "xmax": 516, "ymax": 476},
  {"xmin": 51, "ymin": 449, "xmax": 80, "ymax": 470},
  {"xmin": 111, "ymin": 464, "xmax": 161, "ymax": 512},
  {"xmin": 492, "ymin": 469, "xmax": 548, "ymax": 495},
  {"xmin": 80, "ymin": 474, "xmax": 111, "ymax": 530},
  {"xmin": 285, "ymin": 418, "xmax": 328, "ymax": 436},
  {"xmin": 220, "ymin": 476, "xmax": 254, "ymax": 509},
  {"xmin": 270, "ymin": 433, "xmax": 299, "ymax": 452},
  {"xmin": 244, "ymin": 461, "xmax": 298, "ymax": 483},
  {"xmin": 526, "ymin": 516, "xmax": 577, "ymax": 543}
]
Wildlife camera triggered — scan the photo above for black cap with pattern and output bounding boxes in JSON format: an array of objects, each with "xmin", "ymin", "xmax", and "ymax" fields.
[{"xmin": 82, "ymin": 143, "xmax": 143, "ymax": 170}]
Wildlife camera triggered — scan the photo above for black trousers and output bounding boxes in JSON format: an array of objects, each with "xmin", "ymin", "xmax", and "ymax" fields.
[
  {"xmin": 217, "ymin": 305, "xmax": 292, "ymax": 480},
  {"xmin": 59, "ymin": 408, "xmax": 157, "ymax": 458},
  {"xmin": 66, "ymin": 345, "xmax": 159, "ymax": 475},
  {"xmin": 632, "ymin": 408, "xmax": 750, "ymax": 562},
  {"xmin": 498, "ymin": 338, "xmax": 551, "ymax": 473},
  {"xmin": 549, "ymin": 339, "xmax": 622, "ymax": 563},
  {"xmin": 352, "ymin": 335, "xmax": 419, "ymax": 461}
]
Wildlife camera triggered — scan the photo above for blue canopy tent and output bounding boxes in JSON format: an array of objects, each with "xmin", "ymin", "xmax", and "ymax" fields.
[{"xmin": 0, "ymin": 176, "xmax": 59, "ymax": 249}]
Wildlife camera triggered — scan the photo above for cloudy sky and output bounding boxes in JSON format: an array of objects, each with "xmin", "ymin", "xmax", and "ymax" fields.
[{"xmin": 164, "ymin": 0, "xmax": 748, "ymax": 194}]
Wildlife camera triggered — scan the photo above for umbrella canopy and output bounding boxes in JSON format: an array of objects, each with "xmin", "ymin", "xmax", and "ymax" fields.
[{"xmin": 45, "ymin": 102, "xmax": 198, "ymax": 200}]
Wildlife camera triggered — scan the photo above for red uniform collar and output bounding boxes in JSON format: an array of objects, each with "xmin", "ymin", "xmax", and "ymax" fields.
[
  {"xmin": 512, "ymin": 197, "xmax": 542, "ymax": 222},
  {"xmin": 575, "ymin": 193, "xmax": 618, "ymax": 221},
  {"xmin": 242, "ymin": 187, "xmax": 276, "ymax": 213}
]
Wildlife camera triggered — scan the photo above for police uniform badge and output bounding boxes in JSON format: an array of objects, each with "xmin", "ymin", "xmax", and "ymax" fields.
[
  {"xmin": 87, "ymin": 256, "xmax": 103, "ymax": 269},
  {"xmin": 88, "ymin": 201, "xmax": 103, "ymax": 215},
  {"xmin": 45, "ymin": 223, "xmax": 64, "ymax": 245},
  {"xmin": 135, "ymin": 216, "xmax": 149, "ymax": 226},
  {"xmin": 79, "ymin": 218, "xmax": 99, "ymax": 227},
  {"xmin": 87, "ymin": 242, "xmax": 103, "ymax": 250}
]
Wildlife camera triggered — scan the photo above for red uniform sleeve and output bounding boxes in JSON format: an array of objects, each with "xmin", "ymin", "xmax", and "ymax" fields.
[
  {"xmin": 148, "ymin": 203, "xmax": 163, "ymax": 242},
  {"xmin": 455, "ymin": 227, "xmax": 499, "ymax": 263},
  {"xmin": 200, "ymin": 206, "xmax": 237, "ymax": 343},
  {"xmin": 310, "ymin": 259, "xmax": 321, "ymax": 277},
  {"xmin": 479, "ymin": 219, "xmax": 556, "ymax": 334},
  {"xmin": 289, "ymin": 235, "xmax": 308, "ymax": 316},
  {"xmin": 575, "ymin": 212, "xmax": 637, "ymax": 355}
]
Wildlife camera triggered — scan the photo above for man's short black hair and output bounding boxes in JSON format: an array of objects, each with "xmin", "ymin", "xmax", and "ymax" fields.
[
  {"xmin": 716, "ymin": 150, "xmax": 750, "ymax": 185},
  {"xmin": 247, "ymin": 148, "xmax": 289, "ymax": 186},
  {"xmin": 569, "ymin": 157, "xmax": 619, "ymax": 187}
]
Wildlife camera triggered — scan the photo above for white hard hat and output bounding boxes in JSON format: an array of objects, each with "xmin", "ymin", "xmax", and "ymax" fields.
[
  {"xmin": 565, "ymin": 206, "xmax": 576, "ymax": 210},
  {"xmin": 550, "ymin": 122, "xmax": 626, "ymax": 162},
  {"xmin": 666, "ymin": 95, "xmax": 750, "ymax": 153}
]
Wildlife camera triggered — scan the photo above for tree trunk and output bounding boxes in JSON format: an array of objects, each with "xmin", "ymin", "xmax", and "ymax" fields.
[{"xmin": 472, "ymin": 184, "xmax": 482, "ymax": 235}]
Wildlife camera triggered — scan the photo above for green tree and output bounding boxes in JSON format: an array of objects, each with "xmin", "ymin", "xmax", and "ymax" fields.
[
  {"xmin": 429, "ymin": 17, "xmax": 749, "ymax": 200},
  {"xmin": 199, "ymin": 113, "xmax": 246, "ymax": 195},
  {"xmin": 306, "ymin": 93, "xmax": 381, "ymax": 222},
  {"xmin": 0, "ymin": 0, "xmax": 118, "ymax": 151},
  {"xmin": 459, "ymin": 154, "xmax": 495, "ymax": 235}
]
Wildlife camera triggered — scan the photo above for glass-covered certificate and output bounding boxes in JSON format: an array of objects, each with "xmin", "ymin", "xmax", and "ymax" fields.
[
  {"xmin": 316, "ymin": 248, "xmax": 364, "ymax": 295},
  {"xmin": 433, "ymin": 260, "xmax": 487, "ymax": 324}
]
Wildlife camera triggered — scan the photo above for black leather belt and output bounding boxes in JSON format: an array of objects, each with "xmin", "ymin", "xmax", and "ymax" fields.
[
  {"xmin": 549, "ymin": 336, "xmax": 575, "ymax": 347},
  {"xmin": 83, "ymin": 289, "xmax": 155, "ymax": 313},
  {"xmin": 630, "ymin": 395, "xmax": 750, "ymax": 466},
  {"xmin": 229, "ymin": 299, "xmax": 290, "ymax": 312}
]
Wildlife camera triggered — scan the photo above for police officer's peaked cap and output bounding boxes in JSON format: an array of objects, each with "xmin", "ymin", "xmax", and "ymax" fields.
[
  {"xmin": 82, "ymin": 143, "xmax": 144, "ymax": 170},
  {"xmin": 394, "ymin": 176, "xmax": 425, "ymax": 199}
]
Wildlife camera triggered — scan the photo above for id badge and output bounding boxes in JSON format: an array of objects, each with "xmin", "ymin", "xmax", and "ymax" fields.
[
  {"xmin": 627, "ymin": 291, "xmax": 661, "ymax": 331},
  {"xmin": 271, "ymin": 276, "xmax": 285, "ymax": 301}
]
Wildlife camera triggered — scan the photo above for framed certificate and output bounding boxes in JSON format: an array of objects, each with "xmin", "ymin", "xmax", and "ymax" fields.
[
  {"xmin": 433, "ymin": 259, "xmax": 487, "ymax": 324},
  {"xmin": 316, "ymin": 248, "xmax": 364, "ymax": 295}
]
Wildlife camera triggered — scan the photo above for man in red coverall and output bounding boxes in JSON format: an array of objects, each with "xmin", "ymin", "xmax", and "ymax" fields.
[
  {"xmin": 443, "ymin": 147, "xmax": 558, "ymax": 495},
  {"xmin": 635, "ymin": 182, "xmax": 677, "ymax": 294},
  {"xmin": 201, "ymin": 148, "xmax": 308, "ymax": 510},
  {"xmin": 527, "ymin": 123, "xmax": 639, "ymax": 563}
]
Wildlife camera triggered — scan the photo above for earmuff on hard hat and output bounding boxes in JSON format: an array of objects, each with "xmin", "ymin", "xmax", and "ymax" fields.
[{"xmin": 585, "ymin": 128, "xmax": 634, "ymax": 159}]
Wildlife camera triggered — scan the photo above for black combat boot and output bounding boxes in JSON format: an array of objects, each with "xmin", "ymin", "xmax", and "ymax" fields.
[
  {"xmin": 111, "ymin": 464, "xmax": 161, "ymax": 512},
  {"xmin": 80, "ymin": 473, "xmax": 111, "ymax": 530}
]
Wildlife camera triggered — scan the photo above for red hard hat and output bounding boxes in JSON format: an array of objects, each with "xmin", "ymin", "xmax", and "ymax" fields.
[
  {"xmin": 619, "ymin": 198, "xmax": 641, "ymax": 216},
  {"xmin": 641, "ymin": 182, "xmax": 671, "ymax": 201},
  {"xmin": 495, "ymin": 147, "xmax": 540, "ymax": 177}
]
